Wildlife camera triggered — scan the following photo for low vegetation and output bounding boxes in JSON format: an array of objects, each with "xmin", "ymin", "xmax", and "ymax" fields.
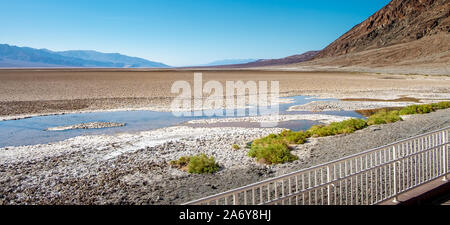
[
  {"xmin": 308, "ymin": 119, "xmax": 368, "ymax": 137},
  {"xmin": 249, "ymin": 101, "xmax": 450, "ymax": 165},
  {"xmin": 188, "ymin": 154, "xmax": 220, "ymax": 174},
  {"xmin": 431, "ymin": 101, "xmax": 450, "ymax": 110},
  {"xmin": 169, "ymin": 156, "xmax": 190, "ymax": 169},
  {"xmin": 170, "ymin": 154, "xmax": 219, "ymax": 174},
  {"xmin": 399, "ymin": 104, "xmax": 434, "ymax": 115},
  {"xmin": 366, "ymin": 110, "xmax": 402, "ymax": 126},
  {"xmin": 399, "ymin": 101, "xmax": 450, "ymax": 115},
  {"xmin": 248, "ymin": 140, "xmax": 298, "ymax": 165},
  {"xmin": 232, "ymin": 144, "xmax": 241, "ymax": 150},
  {"xmin": 280, "ymin": 129, "xmax": 310, "ymax": 144}
]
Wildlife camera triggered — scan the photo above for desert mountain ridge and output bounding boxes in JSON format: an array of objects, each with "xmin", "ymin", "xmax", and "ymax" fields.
[
  {"xmin": 315, "ymin": 0, "xmax": 450, "ymax": 59},
  {"xmin": 0, "ymin": 44, "xmax": 171, "ymax": 68},
  {"xmin": 290, "ymin": 0, "xmax": 450, "ymax": 75},
  {"xmin": 207, "ymin": 0, "xmax": 449, "ymax": 74}
]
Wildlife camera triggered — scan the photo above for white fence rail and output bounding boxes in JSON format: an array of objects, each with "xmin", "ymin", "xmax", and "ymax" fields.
[{"xmin": 184, "ymin": 126, "xmax": 449, "ymax": 205}]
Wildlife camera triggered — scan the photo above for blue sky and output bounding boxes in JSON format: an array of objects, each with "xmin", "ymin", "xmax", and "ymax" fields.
[{"xmin": 1, "ymin": 0, "xmax": 391, "ymax": 66}]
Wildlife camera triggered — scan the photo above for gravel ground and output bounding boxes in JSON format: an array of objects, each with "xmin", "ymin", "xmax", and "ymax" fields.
[
  {"xmin": 185, "ymin": 114, "xmax": 354, "ymax": 124},
  {"xmin": 287, "ymin": 100, "xmax": 417, "ymax": 112},
  {"xmin": 0, "ymin": 109, "xmax": 449, "ymax": 205},
  {"xmin": 0, "ymin": 126, "xmax": 283, "ymax": 204},
  {"xmin": 46, "ymin": 122, "xmax": 126, "ymax": 131}
]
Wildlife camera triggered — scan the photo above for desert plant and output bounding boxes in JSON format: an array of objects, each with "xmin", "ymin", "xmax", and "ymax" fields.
[
  {"xmin": 251, "ymin": 133, "xmax": 287, "ymax": 148},
  {"xmin": 232, "ymin": 144, "xmax": 241, "ymax": 150},
  {"xmin": 307, "ymin": 119, "xmax": 368, "ymax": 137},
  {"xmin": 431, "ymin": 101, "xmax": 450, "ymax": 110},
  {"xmin": 367, "ymin": 110, "xmax": 402, "ymax": 125},
  {"xmin": 248, "ymin": 142, "xmax": 298, "ymax": 165},
  {"xmin": 399, "ymin": 104, "xmax": 434, "ymax": 115},
  {"xmin": 187, "ymin": 154, "xmax": 220, "ymax": 174},
  {"xmin": 399, "ymin": 102, "xmax": 450, "ymax": 115},
  {"xmin": 169, "ymin": 156, "xmax": 190, "ymax": 169},
  {"xmin": 280, "ymin": 129, "xmax": 310, "ymax": 144}
]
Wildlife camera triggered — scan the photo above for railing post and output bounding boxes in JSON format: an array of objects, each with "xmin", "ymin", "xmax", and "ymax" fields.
[
  {"xmin": 327, "ymin": 165, "xmax": 331, "ymax": 205},
  {"xmin": 443, "ymin": 130, "xmax": 448, "ymax": 181},
  {"xmin": 392, "ymin": 145, "xmax": 399, "ymax": 203}
]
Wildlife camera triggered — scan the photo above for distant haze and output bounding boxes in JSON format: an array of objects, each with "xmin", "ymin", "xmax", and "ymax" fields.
[{"xmin": 192, "ymin": 59, "xmax": 258, "ymax": 67}]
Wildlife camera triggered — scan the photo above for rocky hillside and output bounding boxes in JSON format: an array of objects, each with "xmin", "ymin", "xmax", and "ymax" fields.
[{"xmin": 315, "ymin": 0, "xmax": 450, "ymax": 59}]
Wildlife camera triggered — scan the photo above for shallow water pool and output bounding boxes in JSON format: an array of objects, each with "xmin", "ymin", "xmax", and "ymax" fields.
[{"xmin": 0, "ymin": 96, "xmax": 364, "ymax": 147}]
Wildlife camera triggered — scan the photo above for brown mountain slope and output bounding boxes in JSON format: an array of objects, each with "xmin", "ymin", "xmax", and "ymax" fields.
[
  {"xmin": 295, "ymin": 33, "xmax": 450, "ymax": 75},
  {"xmin": 184, "ymin": 51, "xmax": 319, "ymax": 69},
  {"xmin": 315, "ymin": 0, "xmax": 450, "ymax": 59},
  {"xmin": 215, "ymin": 51, "xmax": 319, "ymax": 68},
  {"xmin": 281, "ymin": 0, "xmax": 450, "ymax": 75}
]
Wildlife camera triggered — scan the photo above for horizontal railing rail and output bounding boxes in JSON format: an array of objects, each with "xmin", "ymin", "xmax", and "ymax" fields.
[{"xmin": 184, "ymin": 126, "xmax": 449, "ymax": 205}]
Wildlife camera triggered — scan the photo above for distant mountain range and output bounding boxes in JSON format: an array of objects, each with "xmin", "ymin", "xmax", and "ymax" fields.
[
  {"xmin": 195, "ymin": 59, "xmax": 258, "ymax": 67},
  {"xmin": 6, "ymin": 0, "xmax": 447, "ymax": 74},
  {"xmin": 0, "ymin": 44, "xmax": 170, "ymax": 68}
]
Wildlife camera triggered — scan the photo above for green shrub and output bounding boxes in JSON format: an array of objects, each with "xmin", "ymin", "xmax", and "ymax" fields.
[
  {"xmin": 307, "ymin": 125, "xmax": 332, "ymax": 137},
  {"xmin": 431, "ymin": 101, "xmax": 450, "ymax": 110},
  {"xmin": 399, "ymin": 104, "xmax": 434, "ymax": 115},
  {"xmin": 169, "ymin": 156, "xmax": 190, "ymax": 169},
  {"xmin": 280, "ymin": 129, "xmax": 310, "ymax": 144},
  {"xmin": 232, "ymin": 144, "xmax": 241, "ymax": 150},
  {"xmin": 248, "ymin": 142, "xmax": 298, "ymax": 165},
  {"xmin": 248, "ymin": 130, "xmax": 303, "ymax": 164},
  {"xmin": 307, "ymin": 119, "xmax": 368, "ymax": 137},
  {"xmin": 187, "ymin": 154, "xmax": 220, "ymax": 174},
  {"xmin": 399, "ymin": 102, "xmax": 450, "ymax": 115},
  {"xmin": 251, "ymin": 133, "xmax": 287, "ymax": 148},
  {"xmin": 367, "ymin": 110, "xmax": 402, "ymax": 125},
  {"xmin": 170, "ymin": 154, "xmax": 219, "ymax": 174}
]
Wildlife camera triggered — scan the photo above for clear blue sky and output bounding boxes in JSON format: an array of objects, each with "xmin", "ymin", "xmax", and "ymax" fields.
[{"xmin": 1, "ymin": 0, "xmax": 391, "ymax": 66}]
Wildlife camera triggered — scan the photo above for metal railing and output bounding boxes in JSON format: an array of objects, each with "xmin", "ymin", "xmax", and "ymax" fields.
[{"xmin": 184, "ymin": 126, "xmax": 449, "ymax": 205}]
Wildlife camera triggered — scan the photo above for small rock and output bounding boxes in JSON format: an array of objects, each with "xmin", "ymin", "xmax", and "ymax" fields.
[{"xmin": 370, "ymin": 126, "xmax": 381, "ymax": 131}]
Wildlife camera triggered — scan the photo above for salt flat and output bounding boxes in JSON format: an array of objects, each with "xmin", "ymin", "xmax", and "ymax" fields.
[{"xmin": 0, "ymin": 69, "xmax": 449, "ymax": 118}]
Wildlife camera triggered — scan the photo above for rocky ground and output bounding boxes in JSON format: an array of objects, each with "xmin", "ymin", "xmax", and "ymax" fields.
[
  {"xmin": 1, "ymin": 108, "xmax": 449, "ymax": 205},
  {"xmin": 287, "ymin": 100, "xmax": 416, "ymax": 112},
  {"xmin": 185, "ymin": 114, "xmax": 354, "ymax": 124},
  {"xmin": 46, "ymin": 122, "xmax": 126, "ymax": 131},
  {"xmin": 0, "ymin": 126, "xmax": 282, "ymax": 204}
]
